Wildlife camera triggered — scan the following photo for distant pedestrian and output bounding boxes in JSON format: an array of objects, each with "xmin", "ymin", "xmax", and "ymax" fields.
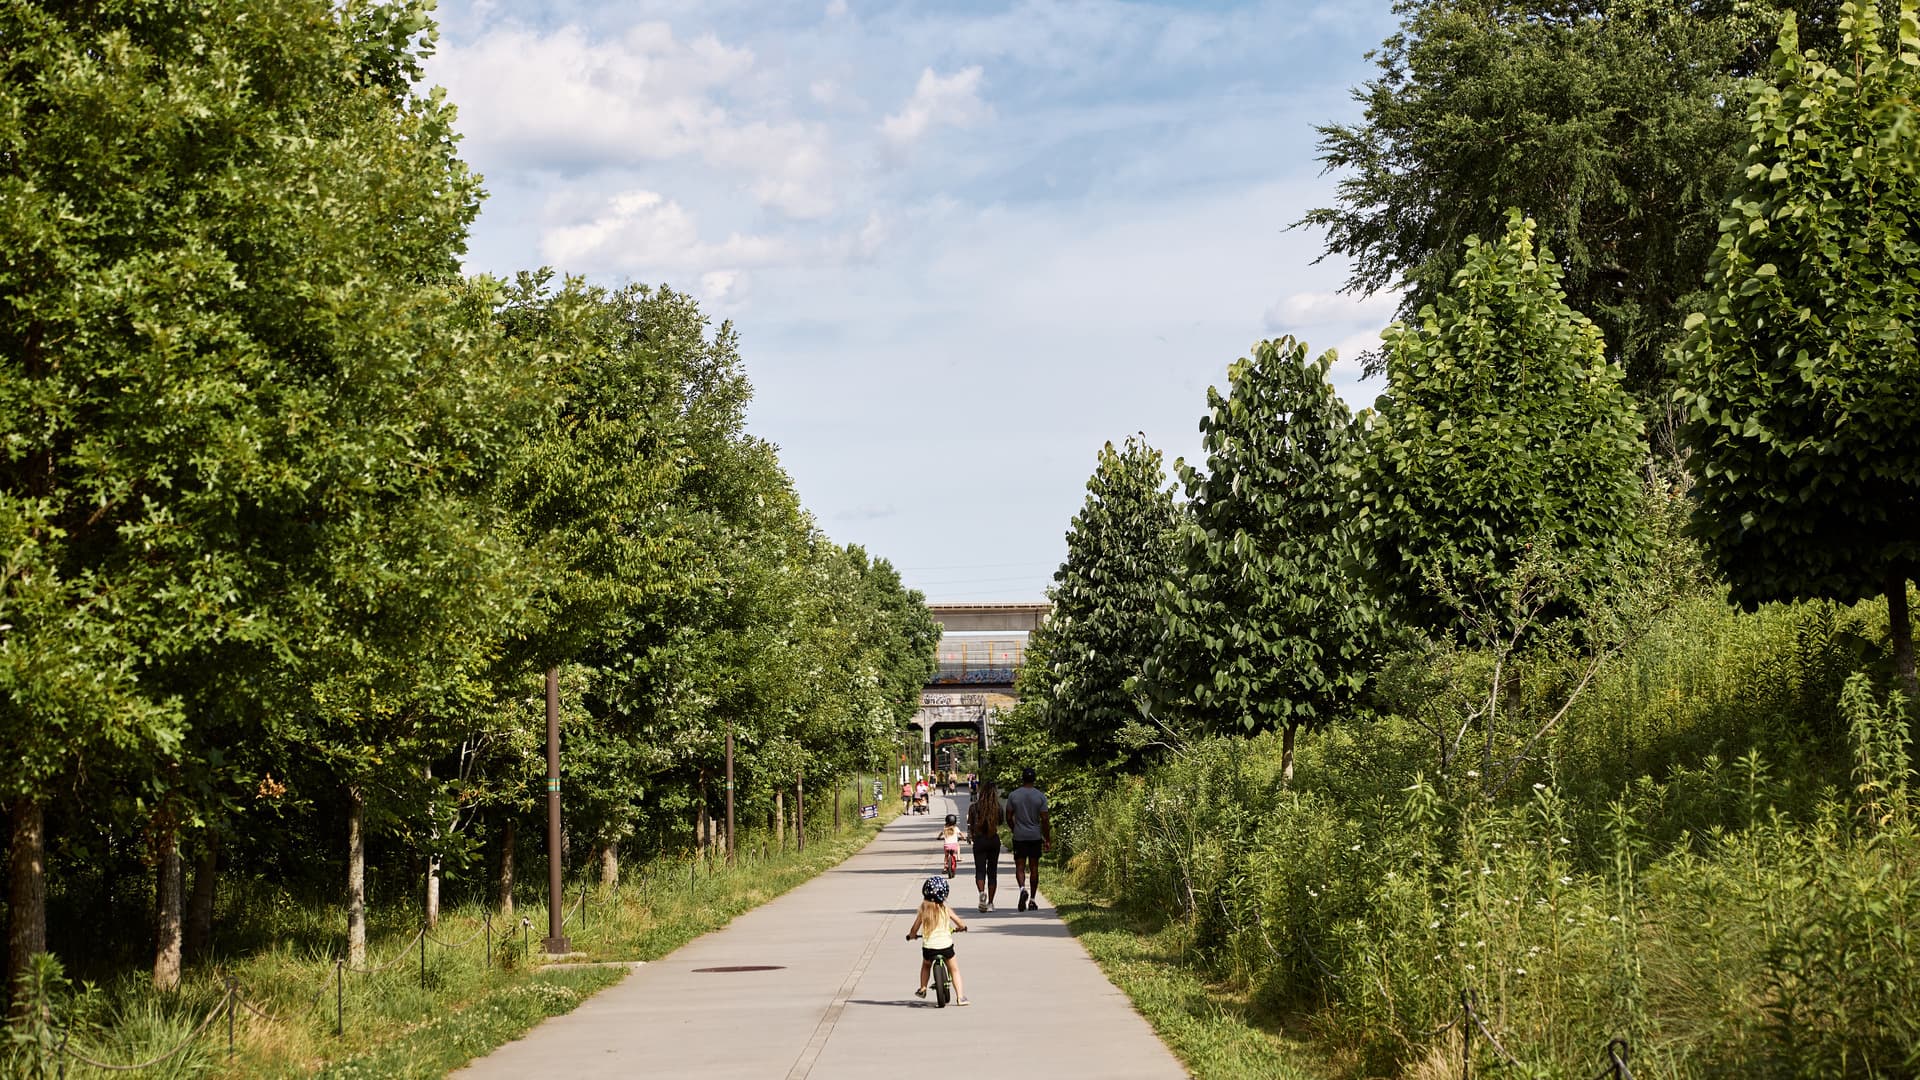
[
  {"xmin": 965, "ymin": 781, "xmax": 1003, "ymax": 911},
  {"xmin": 1003, "ymin": 766, "xmax": 1051, "ymax": 911}
]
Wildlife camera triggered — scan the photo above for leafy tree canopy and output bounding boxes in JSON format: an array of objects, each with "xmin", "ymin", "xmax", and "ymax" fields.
[
  {"xmin": 1355, "ymin": 211, "xmax": 1647, "ymax": 635},
  {"xmin": 1673, "ymin": 0, "xmax": 1920, "ymax": 690},
  {"xmin": 1146, "ymin": 338, "xmax": 1378, "ymax": 769},
  {"xmin": 1042, "ymin": 437, "xmax": 1182, "ymax": 774},
  {"xmin": 1300, "ymin": 0, "xmax": 1832, "ymax": 398}
]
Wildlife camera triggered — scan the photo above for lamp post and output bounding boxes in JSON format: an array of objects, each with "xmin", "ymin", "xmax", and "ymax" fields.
[{"xmin": 541, "ymin": 667, "xmax": 569, "ymax": 955}]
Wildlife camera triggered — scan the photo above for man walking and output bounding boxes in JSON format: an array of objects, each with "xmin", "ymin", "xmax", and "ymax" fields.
[{"xmin": 1003, "ymin": 766, "xmax": 1051, "ymax": 911}]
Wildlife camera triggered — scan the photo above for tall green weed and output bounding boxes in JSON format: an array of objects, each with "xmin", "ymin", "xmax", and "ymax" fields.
[{"xmin": 1068, "ymin": 598, "xmax": 1920, "ymax": 1077}]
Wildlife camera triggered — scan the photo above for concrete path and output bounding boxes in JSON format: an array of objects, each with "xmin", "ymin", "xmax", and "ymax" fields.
[{"xmin": 453, "ymin": 790, "xmax": 1186, "ymax": 1079}]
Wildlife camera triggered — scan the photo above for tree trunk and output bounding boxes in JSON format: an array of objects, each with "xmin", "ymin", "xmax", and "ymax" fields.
[
  {"xmin": 184, "ymin": 835, "xmax": 218, "ymax": 962},
  {"xmin": 497, "ymin": 818, "xmax": 515, "ymax": 917},
  {"xmin": 152, "ymin": 822, "xmax": 183, "ymax": 992},
  {"xmin": 599, "ymin": 842, "xmax": 619, "ymax": 889},
  {"xmin": 1280, "ymin": 723, "xmax": 1298, "ymax": 788},
  {"xmin": 1891, "ymin": 573, "xmax": 1917, "ymax": 702},
  {"xmin": 347, "ymin": 786, "xmax": 367, "ymax": 967},
  {"xmin": 6, "ymin": 798, "xmax": 47, "ymax": 1016}
]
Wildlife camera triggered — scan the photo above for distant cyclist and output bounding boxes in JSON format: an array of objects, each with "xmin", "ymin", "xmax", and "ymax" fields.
[
  {"xmin": 967, "ymin": 772, "xmax": 978, "ymax": 798},
  {"xmin": 1004, "ymin": 766, "xmax": 1052, "ymax": 911},
  {"xmin": 940, "ymin": 814, "xmax": 962, "ymax": 877}
]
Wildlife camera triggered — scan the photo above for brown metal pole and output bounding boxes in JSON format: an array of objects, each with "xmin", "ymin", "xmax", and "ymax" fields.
[
  {"xmin": 542, "ymin": 667, "xmax": 569, "ymax": 954},
  {"xmin": 796, "ymin": 775, "xmax": 805, "ymax": 855},
  {"xmin": 724, "ymin": 727, "xmax": 736, "ymax": 865}
]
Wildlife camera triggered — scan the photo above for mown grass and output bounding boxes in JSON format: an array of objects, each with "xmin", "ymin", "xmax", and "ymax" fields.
[
  {"xmin": 22, "ymin": 806, "xmax": 897, "ymax": 1079},
  {"xmin": 1051, "ymin": 880, "xmax": 1333, "ymax": 1080}
]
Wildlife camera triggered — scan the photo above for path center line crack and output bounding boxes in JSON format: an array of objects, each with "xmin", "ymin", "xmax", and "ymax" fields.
[{"xmin": 786, "ymin": 841, "xmax": 925, "ymax": 1080}]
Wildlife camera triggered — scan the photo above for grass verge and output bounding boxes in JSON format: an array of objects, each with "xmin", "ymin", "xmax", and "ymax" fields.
[
  {"xmin": 1050, "ymin": 880, "xmax": 1334, "ymax": 1080},
  {"xmin": 36, "ymin": 808, "xmax": 897, "ymax": 1079}
]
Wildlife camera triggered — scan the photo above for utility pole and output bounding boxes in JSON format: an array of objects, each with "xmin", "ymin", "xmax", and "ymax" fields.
[
  {"xmin": 542, "ymin": 667, "xmax": 569, "ymax": 955},
  {"xmin": 724, "ymin": 726, "xmax": 736, "ymax": 865}
]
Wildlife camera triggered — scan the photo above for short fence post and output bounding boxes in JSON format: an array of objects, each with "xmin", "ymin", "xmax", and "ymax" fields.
[
  {"xmin": 226, "ymin": 975, "xmax": 235, "ymax": 1059},
  {"xmin": 484, "ymin": 909, "xmax": 492, "ymax": 969},
  {"xmin": 419, "ymin": 922, "xmax": 427, "ymax": 988},
  {"xmin": 1460, "ymin": 989, "xmax": 1472, "ymax": 1080},
  {"xmin": 581, "ymin": 882, "xmax": 589, "ymax": 931},
  {"xmin": 334, "ymin": 959, "xmax": 343, "ymax": 1036},
  {"xmin": 522, "ymin": 917, "xmax": 530, "ymax": 964}
]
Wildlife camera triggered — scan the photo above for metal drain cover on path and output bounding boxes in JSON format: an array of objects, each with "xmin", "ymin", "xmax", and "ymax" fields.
[{"xmin": 691, "ymin": 965, "xmax": 785, "ymax": 973}]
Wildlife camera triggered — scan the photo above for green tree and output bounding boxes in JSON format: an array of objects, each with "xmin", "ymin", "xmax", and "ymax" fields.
[
  {"xmin": 1144, "ymin": 339, "xmax": 1376, "ymax": 784},
  {"xmin": 1041, "ymin": 437, "xmax": 1182, "ymax": 774},
  {"xmin": 1356, "ymin": 211, "xmax": 1646, "ymax": 634},
  {"xmin": 1674, "ymin": 1, "xmax": 1920, "ymax": 698},
  {"xmin": 1300, "ymin": 0, "xmax": 1803, "ymax": 399},
  {"xmin": 0, "ymin": 0, "xmax": 520, "ymax": 988}
]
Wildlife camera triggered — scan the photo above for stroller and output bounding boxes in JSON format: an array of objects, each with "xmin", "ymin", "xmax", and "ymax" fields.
[{"xmin": 912, "ymin": 791, "xmax": 931, "ymax": 814}]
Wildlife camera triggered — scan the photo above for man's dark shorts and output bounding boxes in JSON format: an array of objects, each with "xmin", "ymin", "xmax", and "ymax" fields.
[
  {"xmin": 921, "ymin": 945, "xmax": 955, "ymax": 962},
  {"xmin": 1012, "ymin": 839, "xmax": 1043, "ymax": 861}
]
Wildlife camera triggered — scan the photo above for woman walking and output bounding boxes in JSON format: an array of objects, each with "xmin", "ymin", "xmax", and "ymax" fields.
[{"xmin": 965, "ymin": 781, "xmax": 1004, "ymax": 911}]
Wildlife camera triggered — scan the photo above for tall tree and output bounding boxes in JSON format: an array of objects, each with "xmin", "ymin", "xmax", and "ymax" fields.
[
  {"xmin": 1355, "ymin": 210, "xmax": 1646, "ymax": 635},
  {"xmin": 1300, "ymin": 0, "xmax": 1805, "ymax": 399},
  {"xmin": 1042, "ymin": 437, "xmax": 1182, "ymax": 774},
  {"xmin": 1674, "ymin": 0, "xmax": 1920, "ymax": 698},
  {"xmin": 0, "ymin": 0, "xmax": 515, "ymax": 989},
  {"xmin": 1144, "ymin": 338, "xmax": 1377, "ymax": 784}
]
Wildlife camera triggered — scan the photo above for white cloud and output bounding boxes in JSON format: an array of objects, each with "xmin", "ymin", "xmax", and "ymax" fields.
[
  {"xmin": 824, "ymin": 0, "xmax": 849, "ymax": 17},
  {"xmin": 430, "ymin": 22, "xmax": 836, "ymax": 218},
  {"xmin": 880, "ymin": 66, "xmax": 990, "ymax": 150},
  {"xmin": 540, "ymin": 190, "xmax": 786, "ymax": 273},
  {"xmin": 700, "ymin": 269, "xmax": 752, "ymax": 307},
  {"xmin": 1263, "ymin": 289, "xmax": 1399, "ymax": 330}
]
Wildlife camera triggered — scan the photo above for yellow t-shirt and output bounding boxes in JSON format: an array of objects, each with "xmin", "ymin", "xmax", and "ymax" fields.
[{"xmin": 923, "ymin": 907, "xmax": 954, "ymax": 949}]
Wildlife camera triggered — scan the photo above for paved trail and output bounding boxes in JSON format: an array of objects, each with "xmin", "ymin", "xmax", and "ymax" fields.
[{"xmin": 454, "ymin": 790, "xmax": 1185, "ymax": 1079}]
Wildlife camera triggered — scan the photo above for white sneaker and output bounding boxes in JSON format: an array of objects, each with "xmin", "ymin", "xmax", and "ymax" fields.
[{"xmin": 978, "ymin": 891, "xmax": 988, "ymax": 912}]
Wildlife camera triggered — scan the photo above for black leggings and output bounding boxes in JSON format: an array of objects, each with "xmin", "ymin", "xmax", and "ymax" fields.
[{"xmin": 973, "ymin": 843, "xmax": 1001, "ymax": 885}]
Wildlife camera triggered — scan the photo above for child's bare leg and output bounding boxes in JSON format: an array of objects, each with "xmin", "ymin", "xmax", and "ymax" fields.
[
  {"xmin": 947, "ymin": 958, "xmax": 965, "ymax": 1000},
  {"xmin": 917, "ymin": 959, "xmax": 932, "ymax": 991}
]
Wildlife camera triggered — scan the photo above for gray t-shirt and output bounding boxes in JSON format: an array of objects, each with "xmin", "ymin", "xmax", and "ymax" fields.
[{"xmin": 1004, "ymin": 785, "xmax": 1049, "ymax": 843}]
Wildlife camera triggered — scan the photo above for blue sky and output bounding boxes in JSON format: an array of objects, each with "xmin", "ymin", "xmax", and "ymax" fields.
[{"xmin": 428, "ymin": 0, "xmax": 1400, "ymax": 602}]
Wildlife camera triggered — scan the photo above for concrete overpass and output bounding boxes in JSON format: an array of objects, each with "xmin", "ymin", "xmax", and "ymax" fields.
[{"xmin": 908, "ymin": 602, "xmax": 1049, "ymax": 776}]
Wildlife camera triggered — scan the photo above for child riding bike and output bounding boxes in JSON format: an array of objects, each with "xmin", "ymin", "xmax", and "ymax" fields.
[
  {"xmin": 906, "ymin": 876, "xmax": 969, "ymax": 1005},
  {"xmin": 940, "ymin": 814, "xmax": 962, "ymax": 878}
]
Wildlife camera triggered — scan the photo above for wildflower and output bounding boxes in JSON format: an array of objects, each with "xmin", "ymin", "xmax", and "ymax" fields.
[
  {"xmin": 1558, "ymin": 876, "xmax": 1572, "ymax": 886},
  {"xmin": 1558, "ymin": 837, "xmax": 1571, "ymax": 845},
  {"xmin": 1429, "ymin": 921, "xmax": 1441, "ymax": 929},
  {"xmin": 1349, "ymin": 843, "xmax": 1361, "ymax": 851},
  {"xmin": 1608, "ymin": 915, "xmax": 1621, "ymax": 923},
  {"xmin": 1515, "ymin": 967, "xmax": 1527, "ymax": 976},
  {"xmin": 1467, "ymin": 770, "xmax": 1480, "ymax": 778},
  {"xmin": 1532, "ymin": 782, "xmax": 1545, "ymax": 791},
  {"xmin": 1491, "ymin": 842, "xmax": 1503, "ymax": 850},
  {"xmin": 1464, "ymin": 963, "xmax": 1475, "ymax": 973}
]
